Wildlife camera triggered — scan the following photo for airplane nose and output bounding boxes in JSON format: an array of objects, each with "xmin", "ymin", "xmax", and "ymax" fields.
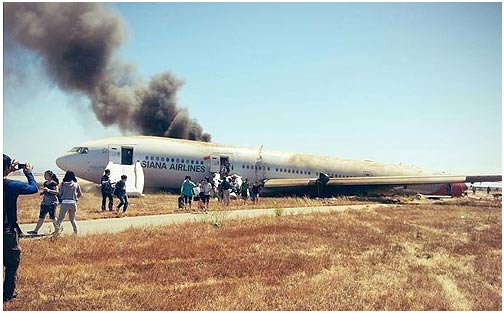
[{"xmin": 56, "ymin": 155, "xmax": 70, "ymax": 171}]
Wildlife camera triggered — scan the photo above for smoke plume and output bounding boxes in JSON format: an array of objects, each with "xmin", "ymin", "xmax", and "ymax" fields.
[{"xmin": 4, "ymin": 3, "xmax": 211, "ymax": 142}]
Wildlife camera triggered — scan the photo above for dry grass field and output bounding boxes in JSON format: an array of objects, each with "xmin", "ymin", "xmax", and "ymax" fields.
[
  {"xmin": 4, "ymin": 197, "xmax": 501, "ymax": 311},
  {"xmin": 16, "ymin": 179, "xmax": 362, "ymax": 224}
]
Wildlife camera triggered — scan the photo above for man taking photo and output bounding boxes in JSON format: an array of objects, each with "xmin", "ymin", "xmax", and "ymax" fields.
[{"xmin": 3, "ymin": 154, "xmax": 38, "ymax": 302}]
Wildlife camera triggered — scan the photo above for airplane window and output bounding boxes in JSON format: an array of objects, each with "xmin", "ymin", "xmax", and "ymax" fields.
[
  {"xmin": 246, "ymin": 165, "xmax": 249, "ymax": 169},
  {"xmin": 171, "ymin": 158, "xmax": 174, "ymax": 162},
  {"xmin": 191, "ymin": 160, "xmax": 194, "ymax": 164},
  {"xmin": 156, "ymin": 157, "xmax": 159, "ymax": 161},
  {"xmin": 145, "ymin": 156, "xmax": 149, "ymax": 160},
  {"xmin": 275, "ymin": 168, "xmax": 278, "ymax": 172},
  {"xmin": 268, "ymin": 167, "xmax": 270, "ymax": 171},
  {"xmin": 176, "ymin": 158, "xmax": 179, "ymax": 162},
  {"xmin": 186, "ymin": 160, "xmax": 190, "ymax": 164},
  {"xmin": 296, "ymin": 170, "xmax": 299, "ymax": 174},
  {"xmin": 150, "ymin": 156, "xmax": 154, "ymax": 161},
  {"xmin": 259, "ymin": 166, "xmax": 261, "ymax": 170},
  {"xmin": 161, "ymin": 157, "xmax": 164, "ymax": 162},
  {"xmin": 242, "ymin": 165, "xmax": 245, "ymax": 169},
  {"xmin": 181, "ymin": 159, "xmax": 184, "ymax": 163}
]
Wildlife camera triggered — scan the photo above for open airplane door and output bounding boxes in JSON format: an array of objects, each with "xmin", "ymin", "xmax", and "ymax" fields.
[{"xmin": 105, "ymin": 161, "xmax": 145, "ymax": 197}]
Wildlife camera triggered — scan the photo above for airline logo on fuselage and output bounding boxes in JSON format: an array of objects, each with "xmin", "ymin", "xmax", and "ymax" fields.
[{"xmin": 141, "ymin": 160, "xmax": 206, "ymax": 173}]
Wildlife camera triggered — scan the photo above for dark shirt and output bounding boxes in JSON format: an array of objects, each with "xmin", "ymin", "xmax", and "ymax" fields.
[
  {"xmin": 3, "ymin": 172, "xmax": 39, "ymax": 228},
  {"xmin": 252, "ymin": 185, "xmax": 261, "ymax": 194},
  {"xmin": 101, "ymin": 175, "xmax": 112, "ymax": 192},
  {"xmin": 42, "ymin": 181, "xmax": 59, "ymax": 205},
  {"xmin": 220, "ymin": 179, "xmax": 231, "ymax": 191},
  {"xmin": 115, "ymin": 180, "xmax": 126, "ymax": 196}
]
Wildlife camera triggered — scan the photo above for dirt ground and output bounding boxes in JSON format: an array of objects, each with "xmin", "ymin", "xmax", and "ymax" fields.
[{"xmin": 4, "ymin": 196, "xmax": 501, "ymax": 311}]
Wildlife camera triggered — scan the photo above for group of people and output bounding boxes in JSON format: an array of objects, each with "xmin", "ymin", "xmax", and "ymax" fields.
[
  {"xmin": 100, "ymin": 169, "xmax": 129, "ymax": 215},
  {"xmin": 179, "ymin": 172, "xmax": 263, "ymax": 212},
  {"xmin": 27, "ymin": 170, "xmax": 82, "ymax": 236},
  {"xmin": 3, "ymin": 155, "xmax": 85, "ymax": 301}
]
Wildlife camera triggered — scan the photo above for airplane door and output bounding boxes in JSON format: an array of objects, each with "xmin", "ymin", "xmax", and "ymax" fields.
[
  {"xmin": 108, "ymin": 145, "xmax": 121, "ymax": 164},
  {"xmin": 255, "ymin": 160, "xmax": 266, "ymax": 181},
  {"xmin": 209, "ymin": 154, "xmax": 221, "ymax": 173}
]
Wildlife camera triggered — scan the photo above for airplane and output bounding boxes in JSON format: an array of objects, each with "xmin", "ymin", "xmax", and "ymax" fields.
[{"xmin": 55, "ymin": 136, "xmax": 502, "ymax": 197}]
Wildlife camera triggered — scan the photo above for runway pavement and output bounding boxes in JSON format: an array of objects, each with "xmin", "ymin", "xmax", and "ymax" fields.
[{"xmin": 19, "ymin": 203, "xmax": 395, "ymax": 237}]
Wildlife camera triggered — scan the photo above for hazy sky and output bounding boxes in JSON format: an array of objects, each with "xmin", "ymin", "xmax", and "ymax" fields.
[{"xmin": 3, "ymin": 2, "xmax": 502, "ymax": 175}]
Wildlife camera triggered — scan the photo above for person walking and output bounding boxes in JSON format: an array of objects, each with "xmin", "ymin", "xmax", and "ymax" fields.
[
  {"xmin": 100, "ymin": 169, "xmax": 114, "ymax": 211},
  {"xmin": 200, "ymin": 177, "xmax": 212, "ymax": 213},
  {"xmin": 241, "ymin": 178, "xmax": 250, "ymax": 205},
  {"xmin": 27, "ymin": 170, "xmax": 59, "ymax": 235},
  {"xmin": 55, "ymin": 171, "xmax": 82, "ymax": 234},
  {"xmin": 180, "ymin": 176, "xmax": 196, "ymax": 211},
  {"xmin": 3, "ymin": 155, "xmax": 38, "ymax": 301},
  {"xmin": 251, "ymin": 181, "xmax": 262, "ymax": 205},
  {"xmin": 220, "ymin": 177, "xmax": 232, "ymax": 206},
  {"xmin": 114, "ymin": 175, "xmax": 129, "ymax": 216}
]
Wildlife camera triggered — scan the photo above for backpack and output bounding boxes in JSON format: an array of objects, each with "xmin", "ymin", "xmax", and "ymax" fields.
[{"xmin": 103, "ymin": 180, "xmax": 114, "ymax": 194}]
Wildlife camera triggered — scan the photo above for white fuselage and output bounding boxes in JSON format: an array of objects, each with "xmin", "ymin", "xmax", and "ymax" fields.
[{"xmin": 55, "ymin": 136, "xmax": 442, "ymax": 193}]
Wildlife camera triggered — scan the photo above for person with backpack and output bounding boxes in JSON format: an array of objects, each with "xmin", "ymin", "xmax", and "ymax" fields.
[
  {"xmin": 114, "ymin": 175, "xmax": 128, "ymax": 216},
  {"xmin": 100, "ymin": 169, "xmax": 114, "ymax": 211},
  {"xmin": 3, "ymin": 154, "xmax": 38, "ymax": 302},
  {"xmin": 55, "ymin": 171, "xmax": 82, "ymax": 234},
  {"xmin": 27, "ymin": 170, "xmax": 59, "ymax": 235},
  {"xmin": 220, "ymin": 177, "xmax": 232, "ymax": 206}
]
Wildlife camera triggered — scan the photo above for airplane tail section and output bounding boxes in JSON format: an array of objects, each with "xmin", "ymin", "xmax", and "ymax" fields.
[{"xmin": 105, "ymin": 161, "xmax": 145, "ymax": 197}]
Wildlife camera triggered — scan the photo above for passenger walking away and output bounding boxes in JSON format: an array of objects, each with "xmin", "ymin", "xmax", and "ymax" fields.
[
  {"xmin": 487, "ymin": 186, "xmax": 491, "ymax": 194},
  {"xmin": 100, "ymin": 169, "xmax": 114, "ymax": 211},
  {"xmin": 200, "ymin": 177, "xmax": 212, "ymax": 213},
  {"xmin": 3, "ymin": 154, "xmax": 38, "ymax": 301},
  {"xmin": 27, "ymin": 170, "xmax": 59, "ymax": 235},
  {"xmin": 114, "ymin": 175, "xmax": 129, "ymax": 215},
  {"xmin": 55, "ymin": 171, "xmax": 82, "ymax": 234},
  {"xmin": 241, "ymin": 178, "xmax": 250, "ymax": 205},
  {"xmin": 220, "ymin": 177, "xmax": 232, "ymax": 206},
  {"xmin": 251, "ymin": 181, "xmax": 262, "ymax": 205},
  {"xmin": 180, "ymin": 176, "xmax": 196, "ymax": 211}
]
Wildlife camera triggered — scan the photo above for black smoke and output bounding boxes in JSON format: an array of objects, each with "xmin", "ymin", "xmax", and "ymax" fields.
[{"xmin": 4, "ymin": 2, "xmax": 211, "ymax": 142}]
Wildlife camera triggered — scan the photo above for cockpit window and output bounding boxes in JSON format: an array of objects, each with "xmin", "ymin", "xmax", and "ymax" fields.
[{"xmin": 68, "ymin": 147, "xmax": 89, "ymax": 154}]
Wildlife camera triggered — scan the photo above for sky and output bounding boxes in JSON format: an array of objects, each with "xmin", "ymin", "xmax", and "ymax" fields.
[{"xmin": 3, "ymin": 2, "xmax": 502, "ymax": 175}]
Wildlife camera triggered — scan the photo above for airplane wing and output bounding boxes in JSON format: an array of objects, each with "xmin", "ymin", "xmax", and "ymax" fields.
[{"xmin": 263, "ymin": 174, "xmax": 502, "ymax": 188}]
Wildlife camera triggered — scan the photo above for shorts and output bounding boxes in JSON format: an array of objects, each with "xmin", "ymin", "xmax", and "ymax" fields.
[
  {"xmin": 183, "ymin": 195, "xmax": 192, "ymax": 204},
  {"xmin": 39, "ymin": 204, "xmax": 56, "ymax": 219},
  {"xmin": 201, "ymin": 194, "xmax": 210, "ymax": 203}
]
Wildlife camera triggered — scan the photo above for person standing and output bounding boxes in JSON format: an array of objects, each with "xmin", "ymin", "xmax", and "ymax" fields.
[
  {"xmin": 251, "ymin": 181, "xmax": 262, "ymax": 205},
  {"xmin": 200, "ymin": 177, "xmax": 212, "ymax": 213},
  {"xmin": 100, "ymin": 169, "xmax": 114, "ymax": 211},
  {"xmin": 114, "ymin": 175, "xmax": 129, "ymax": 215},
  {"xmin": 240, "ymin": 178, "xmax": 250, "ymax": 205},
  {"xmin": 3, "ymin": 154, "xmax": 38, "ymax": 301},
  {"xmin": 180, "ymin": 176, "xmax": 196, "ymax": 211},
  {"xmin": 55, "ymin": 171, "xmax": 82, "ymax": 234},
  {"xmin": 27, "ymin": 170, "xmax": 59, "ymax": 235},
  {"xmin": 220, "ymin": 177, "xmax": 232, "ymax": 206}
]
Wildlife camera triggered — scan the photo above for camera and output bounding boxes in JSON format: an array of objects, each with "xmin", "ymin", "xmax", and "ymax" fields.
[{"xmin": 15, "ymin": 163, "xmax": 26, "ymax": 170}]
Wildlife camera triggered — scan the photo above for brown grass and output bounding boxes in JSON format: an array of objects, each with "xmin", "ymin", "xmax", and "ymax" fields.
[{"xmin": 4, "ymin": 198, "xmax": 501, "ymax": 311}]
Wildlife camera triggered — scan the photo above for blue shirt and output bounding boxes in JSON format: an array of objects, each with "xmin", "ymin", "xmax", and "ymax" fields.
[
  {"xmin": 181, "ymin": 180, "xmax": 196, "ymax": 196},
  {"xmin": 3, "ymin": 172, "xmax": 39, "ymax": 228}
]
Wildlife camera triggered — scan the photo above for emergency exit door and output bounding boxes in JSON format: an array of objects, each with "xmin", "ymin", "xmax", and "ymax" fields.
[{"xmin": 108, "ymin": 145, "xmax": 121, "ymax": 164}]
